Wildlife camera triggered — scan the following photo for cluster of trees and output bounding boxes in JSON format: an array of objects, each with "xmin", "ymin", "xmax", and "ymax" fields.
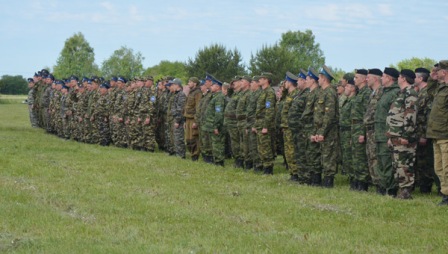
[{"xmin": 1, "ymin": 31, "xmax": 438, "ymax": 95}]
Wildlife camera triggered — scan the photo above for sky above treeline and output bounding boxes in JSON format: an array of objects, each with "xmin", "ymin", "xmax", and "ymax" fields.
[{"xmin": 1, "ymin": 0, "xmax": 447, "ymax": 79}]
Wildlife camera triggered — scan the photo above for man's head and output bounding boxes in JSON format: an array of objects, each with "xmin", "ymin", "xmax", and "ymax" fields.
[{"xmin": 382, "ymin": 67, "xmax": 399, "ymax": 87}]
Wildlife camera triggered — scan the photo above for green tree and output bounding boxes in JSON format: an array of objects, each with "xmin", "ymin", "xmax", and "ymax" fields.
[
  {"xmin": 249, "ymin": 43, "xmax": 294, "ymax": 85},
  {"xmin": 390, "ymin": 57, "xmax": 437, "ymax": 71},
  {"xmin": 186, "ymin": 44, "xmax": 246, "ymax": 82},
  {"xmin": 101, "ymin": 46, "xmax": 145, "ymax": 79},
  {"xmin": 279, "ymin": 30, "xmax": 325, "ymax": 70},
  {"xmin": 0, "ymin": 75, "xmax": 28, "ymax": 95},
  {"xmin": 143, "ymin": 60, "xmax": 188, "ymax": 83},
  {"xmin": 53, "ymin": 32, "xmax": 99, "ymax": 79}
]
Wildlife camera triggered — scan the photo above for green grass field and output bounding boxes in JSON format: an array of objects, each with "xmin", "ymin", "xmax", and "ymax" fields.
[{"xmin": 1, "ymin": 102, "xmax": 447, "ymax": 253}]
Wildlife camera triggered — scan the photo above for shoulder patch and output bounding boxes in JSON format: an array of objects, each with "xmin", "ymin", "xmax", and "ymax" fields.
[
  {"xmin": 150, "ymin": 96, "xmax": 156, "ymax": 102},
  {"xmin": 215, "ymin": 106, "xmax": 221, "ymax": 112},
  {"xmin": 265, "ymin": 101, "xmax": 271, "ymax": 108}
]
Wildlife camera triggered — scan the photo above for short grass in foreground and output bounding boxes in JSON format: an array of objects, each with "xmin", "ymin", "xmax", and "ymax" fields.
[{"xmin": 0, "ymin": 103, "xmax": 446, "ymax": 253}]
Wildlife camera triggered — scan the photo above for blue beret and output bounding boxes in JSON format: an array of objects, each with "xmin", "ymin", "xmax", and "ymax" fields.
[
  {"xmin": 117, "ymin": 77, "xmax": 127, "ymax": 83},
  {"xmin": 285, "ymin": 71, "xmax": 298, "ymax": 84},
  {"xmin": 27, "ymin": 78, "xmax": 34, "ymax": 82},
  {"xmin": 111, "ymin": 76, "xmax": 118, "ymax": 82},
  {"xmin": 34, "ymin": 72, "xmax": 40, "ymax": 77},
  {"xmin": 100, "ymin": 82, "xmax": 110, "ymax": 89},
  {"xmin": 62, "ymin": 85, "xmax": 69, "ymax": 90},
  {"xmin": 70, "ymin": 75, "xmax": 79, "ymax": 81},
  {"xmin": 82, "ymin": 77, "xmax": 88, "ymax": 82},
  {"xmin": 205, "ymin": 72, "xmax": 216, "ymax": 81},
  {"xmin": 87, "ymin": 79, "xmax": 92, "ymax": 84},
  {"xmin": 298, "ymin": 69, "xmax": 307, "ymax": 80},
  {"xmin": 212, "ymin": 78, "xmax": 223, "ymax": 86},
  {"xmin": 308, "ymin": 67, "xmax": 319, "ymax": 81},
  {"xmin": 199, "ymin": 79, "xmax": 205, "ymax": 86},
  {"xmin": 47, "ymin": 74, "xmax": 55, "ymax": 81},
  {"xmin": 55, "ymin": 80, "xmax": 65, "ymax": 85},
  {"xmin": 319, "ymin": 65, "xmax": 334, "ymax": 81}
]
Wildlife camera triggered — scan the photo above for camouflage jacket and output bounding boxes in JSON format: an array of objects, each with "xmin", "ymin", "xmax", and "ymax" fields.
[
  {"xmin": 27, "ymin": 88, "xmax": 35, "ymax": 106},
  {"xmin": 246, "ymin": 89, "xmax": 261, "ymax": 129},
  {"xmin": 280, "ymin": 89, "xmax": 299, "ymax": 129},
  {"xmin": 92, "ymin": 94, "xmax": 110, "ymax": 123},
  {"xmin": 224, "ymin": 91, "xmax": 240, "ymax": 127},
  {"xmin": 183, "ymin": 86, "xmax": 202, "ymax": 120},
  {"xmin": 202, "ymin": 91, "xmax": 225, "ymax": 132},
  {"xmin": 301, "ymin": 87, "xmax": 320, "ymax": 128},
  {"xmin": 427, "ymin": 82, "xmax": 448, "ymax": 139},
  {"xmin": 255, "ymin": 87, "xmax": 276, "ymax": 130},
  {"xmin": 386, "ymin": 85, "xmax": 418, "ymax": 142},
  {"xmin": 288, "ymin": 88, "xmax": 309, "ymax": 131},
  {"xmin": 339, "ymin": 96, "xmax": 353, "ymax": 129},
  {"xmin": 416, "ymin": 86, "xmax": 432, "ymax": 139},
  {"xmin": 139, "ymin": 87, "xmax": 156, "ymax": 120},
  {"xmin": 363, "ymin": 86, "xmax": 383, "ymax": 127},
  {"xmin": 351, "ymin": 85, "xmax": 371, "ymax": 136},
  {"xmin": 41, "ymin": 85, "xmax": 52, "ymax": 108},
  {"xmin": 171, "ymin": 90, "xmax": 186, "ymax": 124},
  {"xmin": 236, "ymin": 89, "xmax": 250, "ymax": 128},
  {"xmin": 374, "ymin": 83, "xmax": 400, "ymax": 142},
  {"xmin": 198, "ymin": 91, "xmax": 212, "ymax": 127},
  {"xmin": 313, "ymin": 86, "xmax": 338, "ymax": 136}
]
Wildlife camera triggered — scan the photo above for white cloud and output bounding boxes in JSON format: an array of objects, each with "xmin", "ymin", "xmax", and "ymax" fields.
[{"xmin": 377, "ymin": 4, "xmax": 393, "ymax": 16}]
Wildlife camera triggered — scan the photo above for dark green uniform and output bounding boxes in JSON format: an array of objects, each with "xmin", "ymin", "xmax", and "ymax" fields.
[
  {"xmin": 199, "ymin": 92, "xmax": 214, "ymax": 162},
  {"xmin": 302, "ymin": 87, "xmax": 321, "ymax": 184},
  {"xmin": 236, "ymin": 90, "xmax": 250, "ymax": 166},
  {"xmin": 246, "ymin": 88, "xmax": 262, "ymax": 170},
  {"xmin": 281, "ymin": 89, "xmax": 299, "ymax": 177},
  {"xmin": 255, "ymin": 86, "xmax": 276, "ymax": 172},
  {"xmin": 203, "ymin": 91, "xmax": 226, "ymax": 165},
  {"xmin": 339, "ymin": 96, "xmax": 353, "ymax": 184},
  {"xmin": 224, "ymin": 91, "xmax": 241, "ymax": 164}
]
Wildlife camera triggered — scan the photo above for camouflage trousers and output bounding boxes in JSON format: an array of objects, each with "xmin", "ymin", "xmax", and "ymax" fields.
[
  {"xmin": 164, "ymin": 119, "xmax": 174, "ymax": 154},
  {"xmin": 94, "ymin": 117, "xmax": 111, "ymax": 146},
  {"xmin": 238, "ymin": 123, "xmax": 249, "ymax": 162},
  {"xmin": 227, "ymin": 125, "xmax": 240, "ymax": 160},
  {"xmin": 320, "ymin": 128, "xmax": 339, "ymax": 177},
  {"xmin": 113, "ymin": 120, "xmax": 128, "ymax": 148},
  {"xmin": 248, "ymin": 129, "xmax": 261, "ymax": 168},
  {"xmin": 351, "ymin": 134, "xmax": 369, "ymax": 183},
  {"xmin": 173, "ymin": 124, "xmax": 186, "ymax": 158},
  {"xmin": 257, "ymin": 129, "xmax": 274, "ymax": 168},
  {"xmin": 185, "ymin": 118, "xmax": 200, "ymax": 157},
  {"xmin": 28, "ymin": 107, "xmax": 39, "ymax": 128},
  {"xmin": 340, "ymin": 128, "xmax": 352, "ymax": 178},
  {"xmin": 283, "ymin": 129, "xmax": 298, "ymax": 175},
  {"xmin": 415, "ymin": 139, "xmax": 437, "ymax": 189},
  {"xmin": 376, "ymin": 142, "xmax": 395, "ymax": 192},
  {"xmin": 294, "ymin": 129, "xmax": 308, "ymax": 183},
  {"xmin": 390, "ymin": 138, "xmax": 417, "ymax": 189},
  {"xmin": 128, "ymin": 120, "xmax": 145, "ymax": 149},
  {"xmin": 304, "ymin": 127, "xmax": 321, "ymax": 176},
  {"xmin": 210, "ymin": 131, "xmax": 225, "ymax": 164},
  {"xmin": 142, "ymin": 122, "xmax": 156, "ymax": 152},
  {"xmin": 434, "ymin": 139, "xmax": 448, "ymax": 195},
  {"xmin": 62, "ymin": 116, "xmax": 71, "ymax": 139},
  {"xmin": 155, "ymin": 116, "xmax": 166, "ymax": 150},
  {"xmin": 366, "ymin": 129, "xmax": 380, "ymax": 185},
  {"xmin": 200, "ymin": 129, "xmax": 213, "ymax": 157},
  {"xmin": 41, "ymin": 107, "xmax": 50, "ymax": 132}
]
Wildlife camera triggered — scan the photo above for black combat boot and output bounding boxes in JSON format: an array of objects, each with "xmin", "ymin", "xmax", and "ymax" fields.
[
  {"xmin": 215, "ymin": 161, "xmax": 224, "ymax": 167},
  {"xmin": 234, "ymin": 159, "xmax": 244, "ymax": 169},
  {"xmin": 289, "ymin": 174, "xmax": 299, "ymax": 182},
  {"xmin": 376, "ymin": 186, "xmax": 386, "ymax": 195},
  {"xmin": 387, "ymin": 188, "xmax": 398, "ymax": 197},
  {"xmin": 311, "ymin": 173, "xmax": 322, "ymax": 186},
  {"xmin": 420, "ymin": 185, "xmax": 432, "ymax": 194},
  {"xmin": 323, "ymin": 176, "xmax": 334, "ymax": 188},
  {"xmin": 357, "ymin": 181, "xmax": 369, "ymax": 192},
  {"xmin": 245, "ymin": 161, "xmax": 253, "ymax": 170},
  {"xmin": 397, "ymin": 187, "xmax": 413, "ymax": 200},
  {"xmin": 254, "ymin": 166, "xmax": 263, "ymax": 173},
  {"xmin": 263, "ymin": 166, "xmax": 273, "ymax": 175},
  {"xmin": 349, "ymin": 179, "xmax": 357, "ymax": 191},
  {"xmin": 438, "ymin": 195, "xmax": 448, "ymax": 206}
]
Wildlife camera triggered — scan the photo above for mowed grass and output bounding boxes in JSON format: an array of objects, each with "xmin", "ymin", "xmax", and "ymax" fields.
[
  {"xmin": 0, "ymin": 94, "xmax": 27, "ymax": 104},
  {"xmin": 1, "ymin": 103, "xmax": 447, "ymax": 253}
]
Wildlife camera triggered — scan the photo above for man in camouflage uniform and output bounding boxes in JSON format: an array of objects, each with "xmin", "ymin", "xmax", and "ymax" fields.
[
  {"xmin": 85, "ymin": 77, "xmax": 101, "ymax": 144},
  {"xmin": 288, "ymin": 70, "xmax": 309, "ymax": 184},
  {"xmin": 73, "ymin": 82, "xmax": 87, "ymax": 142},
  {"xmin": 141, "ymin": 76, "xmax": 157, "ymax": 152},
  {"xmin": 364, "ymin": 68, "xmax": 384, "ymax": 193},
  {"xmin": 203, "ymin": 78, "xmax": 226, "ymax": 166},
  {"xmin": 427, "ymin": 60, "xmax": 448, "ymax": 205},
  {"xmin": 236, "ymin": 76, "xmax": 251, "ymax": 169},
  {"xmin": 183, "ymin": 77, "xmax": 203, "ymax": 160},
  {"xmin": 27, "ymin": 78, "xmax": 38, "ymax": 127},
  {"xmin": 246, "ymin": 76, "xmax": 262, "ymax": 171},
  {"xmin": 164, "ymin": 81, "xmax": 176, "ymax": 155},
  {"xmin": 60, "ymin": 82, "xmax": 70, "ymax": 139},
  {"xmin": 49, "ymin": 79, "xmax": 61, "ymax": 135},
  {"xmin": 276, "ymin": 84, "xmax": 287, "ymax": 167},
  {"xmin": 312, "ymin": 65, "xmax": 339, "ymax": 188},
  {"xmin": 253, "ymin": 72, "xmax": 276, "ymax": 174},
  {"xmin": 375, "ymin": 67, "xmax": 400, "ymax": 196},
  {"xmin": 281, "ymin": 72, "xmax": 299, "ymax": 181},
  {"xmin": 199, "ymin": 74, "xmax": 215, "ymax": 163},
  {"xmin": 41, "ymin": 74, "xmax": 54, "ymax": 133},
  {"xmin": 170, "ymin": 78, "xmax": 187, "ymax": 158},
  {"xmin": 90, "ymin": 83, "xmax": 111, "ymax": 146},
  {"xmin": 340, "ymin": 79, "xmax": 356, "ymax": 189},
  {"xmin": 224, "ymin": 76, "xmax": 242, "ymax": 166},
  {"xmin": 110, "ymin": 77, "xmax": 128, "ymax": 147},
  {"xmin": 414, "ymin": 67, "xmax": 435, "ymax": 193},
  {"xmin": 351, "ymin": 69, "xmax": 372, "ymax": 191},
  {"xmin": 156, "ymin": 78, "xmax": 171, "ymax": 151},
  {"xmin": 386, "ymin": 69, "xmax": 418, "ymax": 199},
  {"xmin": 301, "ymin": 68, "xmax": 322, "ymax": 185}
]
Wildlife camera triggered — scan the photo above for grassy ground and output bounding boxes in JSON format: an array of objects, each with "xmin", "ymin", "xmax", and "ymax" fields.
[
  {"xmin": 1, "ymin": 102, "xmax": 447, "ymax": 253},
  {"xmin": 0, "ymin": 94, "xmax": 27, "ymax": 104}
]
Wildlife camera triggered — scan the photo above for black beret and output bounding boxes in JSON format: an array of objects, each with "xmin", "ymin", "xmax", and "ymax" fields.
[
  {"xmin": 356, "ymin": 69, "xmax": 368, "ymax": 75},
  {"xmin": 384, "ymin": 67, "xmax": 399, "ymax": 79},
  {"xmin": 368, "ymin": 68, "xmax": 383, "ymax": 77},
  {"xmin": 415, "ymin": 68, "xmax": 430, "ymax": 74},
  {"xmin": 347, "ymin": 78, "xmax": 355, "ymax": 86},
  {"xmin": 27, "ymin": 78, "xmax": 34, "ymax": 82},
  {"xmin": 400, "ymin": 69, "xmax": 416, "ymax": 80}
]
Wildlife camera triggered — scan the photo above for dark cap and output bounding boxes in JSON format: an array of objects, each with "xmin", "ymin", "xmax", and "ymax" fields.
[
  {"xmin": 383, "ymin": 67, "xmax": 399, "ymax": 79},
  {"xmin": 100, "ymin": 82, "xmax": 110, "ymax": 89},
  {"xmin": 55, "ymin": 80, "xmax": 65, "ymax": 85},
  {"xmin": 169, "ymin": 78, "xmax": 183, "ymax": 87},
  {"xmin": 308, "ymin": 67, "xmax": 319, "ymax": 81},
  {"xmin": 259, "ymin": 72, "xmax": 273, "ymax": 80},
  {"xmin": 347, "ymin": 78, "xmax": 355, "ymax": 86},
  {"xmin": 438, "ymin": 60, "xmax": 448, "ymax": 70},
  {"xmin": 111, "ymin": 77, "xmax": 118, "ymax": 82},
  {"xmin": 298, "ymin": 69, "xmax": 307, "ymax": 80},
  {"xmin": 415, "ymin": 67, "xmax": 430, "ymax": 74},
  {"xmin": 205, "ymin": 73, "xmax": 216, "ymax": 81},
  {"xmin": 27, "ymin": 78, "xmax": 34, "ymax": 82},
  {"xmin": 70, "ymin": 75, "xmax": 79, "ymax": 81},
  {"xmin": 46, "ymin": 74, "xmax": 55, "ymax": 81},
  {"xmin": 199, "ymin": 79, "xmax": 206, "ymax": 86},
  {"xmin": 400, "ymin": 69, "xmax": 416, "ymax": 80},
  {"xmin": 285, "ymin": 71, "xmax": 298, "ymax": 84},
  {"xmin": 211, "ymin": 77, "xmax": 223, "ymax": 86},
  {"xmin": 319, "ymin": 65, "xmax": 334, "ymax": 81},
  {"xmin": 41, "ymin": 69, "xmax": 49, "ymax": 76},
  {"xmin": 117, "ymin": 77, "xmax": 127, "ymax": 83},
  {"xmin": 231, "ymin": 75, "xmax": 242, "ymax": 83},
  {"xmin": 368, "ymin": 68, "xmax": 383, "ymax": 77},
  {"xmin": 356, "ymin": 69, "xmax": 368, "ymax": 75},
  {"xmin": 252, "ymin": 76, "xmax": 260, "ymax": 82}
]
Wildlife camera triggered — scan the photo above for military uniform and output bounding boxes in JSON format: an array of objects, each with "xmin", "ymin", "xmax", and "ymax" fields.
[
  {"xmin": 281, "ymin": 87, "xmax": 299, "ymax": 178},
  {"xmin": 199, "ymin": 91, "xmax": 214, "ymax": 162},
  {"xmin": 27, "ymin": 85, "xmax": 38, "ymax": 127},
  {"xmin": 255, "ymin": 85, "xmax": 276, "ymax": 173},
  {"xmin": 184, "ymin": 86, "xmax": 202, "ymax": 159},
  {"xmin": 246, "ymin": 88, "xmax": 262, "ymax": 170},
  {"xmin": 236, "ymin": 89, "xmax": 250, "ymax": 167},
  {"xmin": 141, "ymin": 86, "xmax": 157, "ymax": 152},
  {"xmin": 339, "ymin": 95, "xmax": 353, "ymax": 185},
  {"xmin": 386, "ymin": 83, "xmax": 418, "ymax": 198},
  {"xmin": 171, "ymin": 87, "xmax": 187, "ymax": 158},
  {"xmin": 203, "ymin": 90, "xmax": 226, "ymax": 165},
  {"xmin": 224, "ymin": 90, "xmax": 241, "ymax": 165},
  {"xmin": 91, "ymin": 90, "xmax": 111, "ymax": 146}
]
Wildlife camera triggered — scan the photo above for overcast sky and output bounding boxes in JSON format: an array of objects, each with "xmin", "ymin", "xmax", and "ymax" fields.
[{"xmin": 1, "ymin": 0, "xmax": 447, "ymax": 79}]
